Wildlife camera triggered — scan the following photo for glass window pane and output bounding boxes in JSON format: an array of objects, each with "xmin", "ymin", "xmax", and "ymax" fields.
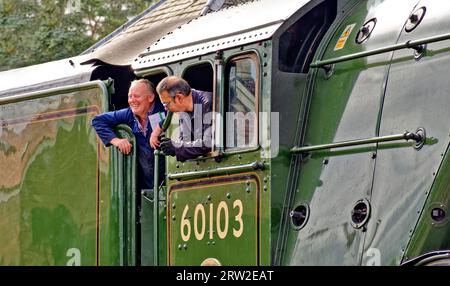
[{"xmin": 225, "ymin": 57, "xmax": 258, "ymax": 151}]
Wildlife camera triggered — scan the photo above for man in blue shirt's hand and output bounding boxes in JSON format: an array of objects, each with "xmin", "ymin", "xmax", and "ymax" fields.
[{"xmin": 92, "ymin": 79, "xmax": 166, "ymax": 190}]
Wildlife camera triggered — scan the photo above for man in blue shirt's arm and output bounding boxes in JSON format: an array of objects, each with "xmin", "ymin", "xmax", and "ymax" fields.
[{"xmin": 92, "ymin": 79, "xmax": 166, "ymax": 190}]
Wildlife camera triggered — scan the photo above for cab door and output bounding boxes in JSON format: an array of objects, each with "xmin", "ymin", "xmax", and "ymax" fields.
[
  {"xmin": 364, "ymin": 0, "xmax": 450, "ymax": 265},
  {"xmin": 166, "ymin": 52, "xmax": 266, "ymax": 266},
  {"xmin": 283, "ymin": 0, "xmax": 419, "ymax": 265}
]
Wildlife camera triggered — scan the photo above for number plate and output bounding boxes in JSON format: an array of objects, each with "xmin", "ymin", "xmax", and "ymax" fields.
[{"xmin": 168, "ymin": 174, "xmax": 260, "ymax": 265}]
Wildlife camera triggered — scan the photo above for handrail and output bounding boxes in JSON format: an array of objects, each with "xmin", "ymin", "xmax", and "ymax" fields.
[
  {"xmin": 310, "ymin": 32, "xmax": 450, "ymax": 68},
  {"xmin": 153, "ymin": 150, "xmax": 161, "ymax": 266},
  {"xmin": 114, "ymin": 124, "xmax": 137, "ymax": 266},
  {"xmin": 291, "ymin": 129, "xmax": 425, "ymax": 154},
  {"xmin": 167, "ymin": 161, "xmax": 265, "ymax": 181}
]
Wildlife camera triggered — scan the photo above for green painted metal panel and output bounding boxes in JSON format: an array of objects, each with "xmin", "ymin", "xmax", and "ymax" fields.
[
  {"xmin": 0, "ymin": 82, "xmax": 119, "ymax": 265},
  {"xmin": 404, "ymin": 142, "xmax": 450, "ymax": 261},
  {"xmin": 364, "ymin": 0, "xmax": 450, "ymax": 265},
  {"xmin": 282, "ymin": 0, "xmax": 420, "ymax": 265}
]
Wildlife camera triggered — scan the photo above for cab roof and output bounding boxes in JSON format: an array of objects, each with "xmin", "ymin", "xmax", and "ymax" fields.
[{"xmin": 132, "ymin": 0, "xmax": 311, "ymax": 70}]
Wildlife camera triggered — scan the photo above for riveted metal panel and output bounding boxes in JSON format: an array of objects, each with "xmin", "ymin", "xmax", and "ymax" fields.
[
  {"xmin": 283, "ymin": 0, "xmax": 420, "ymax": 265},
  {"xmin": 366, "ymin": 0, "xmax": 450, "ymax": 265}
]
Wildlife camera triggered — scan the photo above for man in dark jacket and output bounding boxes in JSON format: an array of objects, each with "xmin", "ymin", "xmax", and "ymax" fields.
[
  {"xmin": 92, "ymin": 79, "xmax": 165, "ymax": 190},
  {"xmin": 150, "ymin": 76, "xmax": 213, "ymax": 162}
]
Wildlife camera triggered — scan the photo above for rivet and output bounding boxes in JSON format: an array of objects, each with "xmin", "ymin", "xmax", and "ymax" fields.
[
  {"xmin": 246, "ymin": 187, "xmax": 251, "ymax": 193},
  {"xmin": 172, "ymin": 215, "xmax": 176, "ymax": 221},
  {"xmin": 323, "ymin": 158, "xmax": 329, "ymax": 165},
  {"xmin": 183, "ymin": 244, "xmax": 188, "ymax": 250},
  {"xmin": 263, "ymin": 62, "xmax": 267, "ymax": 67},
  {"xmin": 172, "ymin": 203, "xmax": 176, "ymax": 209},
  {"xmin": 263, "ymin": 177, "xmax": 268, "ymax": 183},
  {"xmin": 207, "ymin": 195, "xmax": 212, "ymax": 201},
  {"xmin": 263, "ymin": 186, "xmax": 268, "ymax": 191},
  {"xmin": 212, "ymin": 241, "xmax": 215, "ymax": 246},
  {"xmin": 227, "ymin": 193, "xmax": 231, "ymax": 199},
  {"xmin": 372, "ymin": 152, "xmax": 377, "ymax": 159},
  {"xmin": 207, "ymin": 242, "xmax": 210, "ymax": 245},
  {"xmin": 246, "ymin": 180, "xmax": 250, "ymax": 186},
  {"xmin": 178, "ymin": 244, "xmax": 182, "ymax": 250},
  {"xmin": 263, "ymin": 72, "xmax": 267, "ymax": 77}
]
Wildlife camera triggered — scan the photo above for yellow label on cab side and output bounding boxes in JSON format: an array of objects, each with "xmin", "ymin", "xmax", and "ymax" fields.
[{"xmin": 334, "ymin": 23, "xmax": 356, "ymax": 51}]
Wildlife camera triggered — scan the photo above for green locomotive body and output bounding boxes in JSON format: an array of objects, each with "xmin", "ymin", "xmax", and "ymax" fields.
[{"xmin": 1, "ymin": 0, "xmax": 449, "ymax": 266}]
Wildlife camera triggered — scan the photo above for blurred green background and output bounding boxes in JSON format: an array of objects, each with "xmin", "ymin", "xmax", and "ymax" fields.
[{"xmin": 0, "ymin": 0, "xmax": 156, "ymax": 71}]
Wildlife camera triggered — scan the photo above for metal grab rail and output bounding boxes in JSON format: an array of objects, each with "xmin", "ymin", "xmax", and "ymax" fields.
[
  {"xmin": 310, "ymin": 32, "xmax": 450, "ymax": 69},
  {"xmin": 153, "ymin": 150, "xmax": 161, "ymax": 266},
  {"xmin": 167, "ymin": 161, "xmax": 266, "ymax": 181},
  {"xmin": 291, "ymin": 129, "xmax": 425, "ymax": 154}
]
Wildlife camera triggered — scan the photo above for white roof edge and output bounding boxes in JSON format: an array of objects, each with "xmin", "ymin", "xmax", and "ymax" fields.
[
  {"xmin": 132, "ymin": 22, "xmax": 281, "ymax": 70},
  {"xmin": 132, "ymin": 0, "xmax": 311, "ymax": 70}
]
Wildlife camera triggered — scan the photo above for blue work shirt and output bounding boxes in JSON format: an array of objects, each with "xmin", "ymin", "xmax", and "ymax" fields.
[{"xmin": 92, "ymin": 101, "xmax": 165, "ymax": 190}]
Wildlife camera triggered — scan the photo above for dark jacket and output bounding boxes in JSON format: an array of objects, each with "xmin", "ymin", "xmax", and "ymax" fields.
[
  {"xmin": 176, "ymin": 89, "xmax": 213, "ymax": 162},
  {"xmin": 92, "ymin": 101, "xmax": 165, "ymax": 190}
]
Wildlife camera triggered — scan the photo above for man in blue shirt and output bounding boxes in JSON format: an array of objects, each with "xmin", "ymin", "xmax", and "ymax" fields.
[
  {"xmin": 92, "ymin": 79, "xmax": 165, "ymax": 190},
  {"xmin": 150, "ymin": 76, "xmax": 213, "ymax": 162}
]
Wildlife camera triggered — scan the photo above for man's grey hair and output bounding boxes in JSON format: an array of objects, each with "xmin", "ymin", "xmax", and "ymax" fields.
[
  {"xmin": 156, "ymin": 76, "xmax": 191, "ymax": 98},
  {"xmin": 130, "ymin": 78, "xmax": 156, "ymax": 94}
]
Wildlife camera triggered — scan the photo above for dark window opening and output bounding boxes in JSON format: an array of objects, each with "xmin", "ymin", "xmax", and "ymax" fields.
[
  {"xmin": 90, "ymin": 63, "xmax": 135, "ymax": 110},
  {"xmin": 183, "ymin": 63, "xmax": 214, "ymax": 92},
  {"xmin": 278, "ymin": 0, "xmax": 336, "ymax": 73},
  {"xmin": 140, "ymin": 71, "xmax": 168, "ymax": 106}
]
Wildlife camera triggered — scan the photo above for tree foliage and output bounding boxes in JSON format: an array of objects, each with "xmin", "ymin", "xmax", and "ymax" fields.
[{"xmin": 0, "ymin": 0, "xmax": 156, "ymax": 71}]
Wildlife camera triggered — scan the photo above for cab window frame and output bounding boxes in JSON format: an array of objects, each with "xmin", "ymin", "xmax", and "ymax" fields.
[{"xmin": 223, "ymin": 52, "xmax": 261, "ymax": 155}]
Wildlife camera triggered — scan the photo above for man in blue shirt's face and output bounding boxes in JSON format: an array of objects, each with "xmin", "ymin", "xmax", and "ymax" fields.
[{"xmin": 128, "ymin": 82, "xmax": 155, "ymax": 121}]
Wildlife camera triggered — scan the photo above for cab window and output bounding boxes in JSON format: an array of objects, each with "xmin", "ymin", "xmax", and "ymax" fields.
[{"xmin": 224, "ymin": 54, "xmax": 259, "ymax": 152}]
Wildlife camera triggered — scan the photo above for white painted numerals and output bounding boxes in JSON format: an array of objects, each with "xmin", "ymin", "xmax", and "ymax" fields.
[{"xmin": 180, "ymin": 199, "xmax": 244, "ymax": 242}]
